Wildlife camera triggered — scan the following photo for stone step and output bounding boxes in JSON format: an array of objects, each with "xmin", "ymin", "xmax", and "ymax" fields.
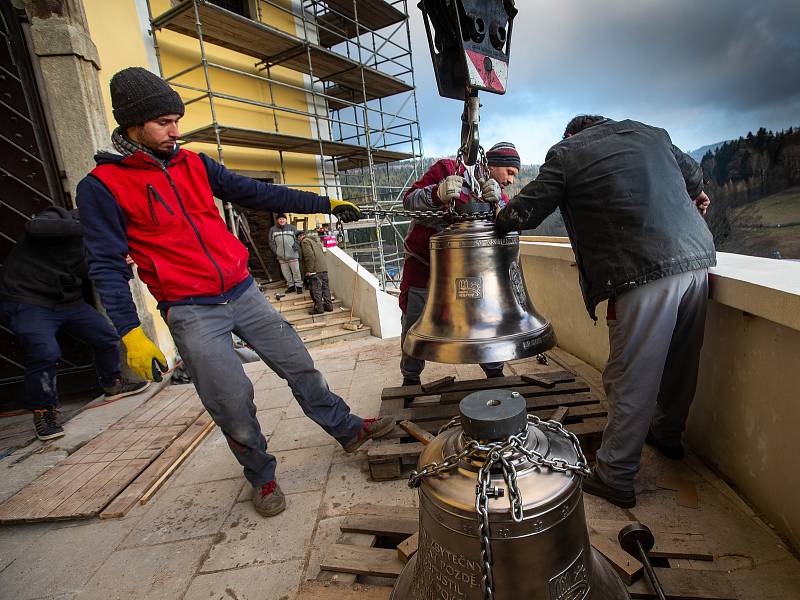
[
  {"xmin": 301, "ymin": 324, "xmax": 372, "ymax": 348},
  {"xmin": 286, "ymin": 307, "xmax": 353, "ymax": 327},
  {"xmin": 277, "ymin": 300, "xmax": 346, "ymax": 320}
]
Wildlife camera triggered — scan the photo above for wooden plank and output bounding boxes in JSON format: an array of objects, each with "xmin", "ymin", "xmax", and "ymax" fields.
[
  {"xmin": 627, "ymin": 568, "xmax": 736, "ymax": 599},
  {"xmin": 550, "ymin": 406, "xmax": 569, "ymax": 423},
  {"xmin": 589, "ymin": 530, "xmax": 644, "ymax": 584},
  {"xmin": 521, "ymin": 373, "xmax": 556, "ymax": 388},
  {"xmin": 349, "ymin": 504, "xmax": 419, "ymax": 521},
  {"xmin": 320, "ymin": 544, "xmax": 404, "ymax": 578},
  {"xmin": 101, "ymin": 414, "xmax": 213, "ymax": 519},
  {"xmin": 340, "ymin": 515, "xmax": 418, "ymax": 537},
  {"xmin": 421, "ymin": 376, "xmax": 456, "ymax": 393},
  {"xmin": 397, "ymin": 532, "xmax": 419, "ymax": 563},
  {"xmin": 589, "ymin": 520, "xmax": 713, "ymax": 561},
  {"xmin": 398, "ymin": 420, "xmax": 434, "ymax": 445},
  {"xmin": 61, "ymin": 458, "xmax": 151, "ymax": 519},
  {"xmin": 368, "ymin": 441, "xmax": 426, "ymax": 460},
  {"xmin": 140, "ymin": 420, "xmax": 215, "ymax": 504},
  {"xmin": 438, "ymin": 380, "xmax": 589, "ymax": 404}
]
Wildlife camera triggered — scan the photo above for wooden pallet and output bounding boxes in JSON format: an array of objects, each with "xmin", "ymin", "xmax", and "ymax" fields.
[
  {"xmin": 319, "ymin": 507, "xmax": 736, "ymax": 599},
  {"xmin": 0, "ymin": 386, "xmax": 205, "ymax": 523},
  {"xmin": 368, "ymin": 371, "xmax": 607, "ymax": 480}
]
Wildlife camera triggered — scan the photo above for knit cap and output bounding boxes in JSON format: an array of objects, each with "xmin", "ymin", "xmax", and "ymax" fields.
[
  {"xmin": 110, "ymin": 67, "xmax": 185, "ymax": 128},
  {"xmin": 486, "ymin": 142, "xmax": 521, "ymax": 170}
]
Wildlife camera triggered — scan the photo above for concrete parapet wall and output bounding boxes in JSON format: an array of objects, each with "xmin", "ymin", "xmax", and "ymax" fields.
[
  {"xmin": 519, "ymin": 238, "xmax": 800, "ymax": 552},
  {"xmin": 325, "ymin": 246, "xmax": 402, "ymax": 339}
]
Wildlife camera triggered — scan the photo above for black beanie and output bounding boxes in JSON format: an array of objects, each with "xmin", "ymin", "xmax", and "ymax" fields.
[
  {"xmin": 486, "ymin": 142, "xmax": 521, "ymax": 170},
  {"xmin": 110, "ymin": 67, "xmax": 185, "ymax": 128}
]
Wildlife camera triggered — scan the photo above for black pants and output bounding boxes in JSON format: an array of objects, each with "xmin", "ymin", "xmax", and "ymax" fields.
[
  {"xmin": 0, "ymin": 301, "xmax": 121, "ymax": 409},
  {"xmin": 308, "ymin": 272, "xmax": 333, "ymax": 312}
]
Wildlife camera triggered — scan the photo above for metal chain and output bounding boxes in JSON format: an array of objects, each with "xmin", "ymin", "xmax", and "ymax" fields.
[
  {"xmin": 408, "ymin": 414, "xmax": 590, "ymax": 600},
  {"xmin": 358, "ymin": 207, "xmax": 495, "ymax": 221}
]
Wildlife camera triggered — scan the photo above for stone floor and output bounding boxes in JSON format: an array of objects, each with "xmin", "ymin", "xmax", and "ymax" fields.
[{"xmin": 0, "ymin": 336, "xmax": 798, "ymax": 600}]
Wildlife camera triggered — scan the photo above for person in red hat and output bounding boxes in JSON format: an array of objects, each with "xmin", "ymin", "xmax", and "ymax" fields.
[
  {"xmin": 76, "ymin": 67, "xmax": 394, "ymax": 517},
  {"xmin": 398, "ymin": 142, "xmax": 521, "ymax": 386}
]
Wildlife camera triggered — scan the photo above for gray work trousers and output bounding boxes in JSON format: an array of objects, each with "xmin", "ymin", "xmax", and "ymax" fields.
[
  {"xmin": 595, "ymin": 268, "xmax": 709, "ymax": 490},
  {"xmin": 167, "ymin": 282, "xmax": 362, "ymax": 487},
  {"xmin": 399, "ymin": 285, "xmax": 504, "ymax": 383},
  {"xmin": 279, "ymin": 258, "xmax": 302, "ymax": 287}
]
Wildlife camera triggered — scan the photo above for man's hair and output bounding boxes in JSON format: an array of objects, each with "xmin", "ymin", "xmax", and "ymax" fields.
[{"xmin": 563, "ymin": 115, "xmax": 606, "ymax": 139}]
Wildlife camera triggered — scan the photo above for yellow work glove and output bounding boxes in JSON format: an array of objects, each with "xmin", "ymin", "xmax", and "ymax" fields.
[
  {"xmin": 122, "ymin": 326, "xmax": 168, "ymax": 382},
  {"xmin": 329, "ymin": 198, "xmax": 361, "ymax": 223}
]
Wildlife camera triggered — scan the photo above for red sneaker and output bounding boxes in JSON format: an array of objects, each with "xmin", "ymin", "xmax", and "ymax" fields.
[
  {"xmin": 252, "ymin": 480, "xmax": 286, "ymax": 517},
  {"xmin": 344, "ymin": 417, "xmax": 395, "ymax": 453}
]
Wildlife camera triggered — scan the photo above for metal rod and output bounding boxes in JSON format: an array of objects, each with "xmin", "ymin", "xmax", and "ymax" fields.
[{"xmin": 635, "ymin": 542, "xmax": 667, "ymax": 600}]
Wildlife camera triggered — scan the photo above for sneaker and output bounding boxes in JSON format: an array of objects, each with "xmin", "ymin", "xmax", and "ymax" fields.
[
  {"xmin": 252, "ymin": 480, "xmax": 286, "ymax": 517},
  {"xmin": 103, "ymin": 379, "xmax": 150, "ymax": 400},
  {"xmin": 646, "ymin": 430, "xmax": 685, "ymax": 460},
  {"xmin": 582, "ymin": 468, "xmax": 636, "ymax": 508},
  {"xmin": 32, "ymin": 407, "xmax": 65, "ymax": 441},
  {"xmin": 344, "ymin": 417, "xmax": 395, "ymax": 453}
]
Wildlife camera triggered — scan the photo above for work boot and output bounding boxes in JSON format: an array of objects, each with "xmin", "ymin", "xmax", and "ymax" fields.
[
  {"xmin": 284, "ymin": 286, "xmax": 294, "ymax": 294},
  {"xmin": 323, "ymin": 304, "xmax": 334, "ymax": 312},
  {"xmin": 646, "ymin": 430, "xmax": 685, "ymax": 460},
  {"xmin": 252, "ymin": 480, "xmax": 286, "ymax": 517},
  {"xmin": 295, "ymin": 286, "xmax": 304, "ymax": 294},
  {"xmin": 103, "ymin": 378, "xmax": 150, "ymax": 401},
  {"xmin": 344, "ymin": 417, "xmax": 395, "ymax": 453},
  {"xmin": 581, "ymin": 468, "xmax": 636, "ymax": 508},
  {"xmin": 32, "ymin": 407, "xmax": 64, "ymax": 441},
  {"xmin": 308, "ymin": 309, "xmax": 324, "ymax": 315}
]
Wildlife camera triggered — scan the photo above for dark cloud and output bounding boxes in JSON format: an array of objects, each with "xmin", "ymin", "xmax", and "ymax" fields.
[{"xmin": 408, "ymin": 0, "xmax": 800, "ymax": 160}]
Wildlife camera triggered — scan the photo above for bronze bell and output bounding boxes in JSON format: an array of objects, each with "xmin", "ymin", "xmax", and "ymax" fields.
[
  {"xmin": 403, "ymin": 220, "xmax": 556, "ymax": 364},
  {"xmin": 391, "ymin": 390, "xmax": 630, "ymax": 600}
]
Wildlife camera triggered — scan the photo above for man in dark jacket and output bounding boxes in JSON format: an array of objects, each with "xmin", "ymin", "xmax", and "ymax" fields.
[
  {"xmin": 0, "ymin": 207, "xmax": 147, "ymax": 441},
  {"xmin": 299, "ymin": 230, "xmax": 333, "ymax": 315},
  {"xmin": 76, "ymin": 67, "xmax": 393, "ymax": 518},
  {"xmin": 269, "ymin": 213, "xmax": 302, "ymax": 294},
  {"xmin": 400, "ymin": 142, "xmax": 521, "ymax": 385},
  {"xmin": 495, "ymin": 116, "xmax": 715, "ymax": 508}
]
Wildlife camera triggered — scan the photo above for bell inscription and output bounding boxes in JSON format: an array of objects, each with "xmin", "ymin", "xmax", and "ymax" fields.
[
  {"xmin": 549, "ymin": 549, "xmax": 590, "ymax": 600},
  {"xmin": 455, "ymin": 277, "xmax": 483, "ymax": 299},
  {"xmin": 412, "ymin": 527, "xmax": 481, "ymax": 599}
]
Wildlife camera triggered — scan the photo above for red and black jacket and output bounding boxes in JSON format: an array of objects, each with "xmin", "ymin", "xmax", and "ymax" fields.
[{"xmin": 77, "ymin": 148, "xmax": 331, "ymax": 335}]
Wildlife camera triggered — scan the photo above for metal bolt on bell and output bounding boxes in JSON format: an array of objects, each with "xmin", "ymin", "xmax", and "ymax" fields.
[{"xmin": 392, "ymin": 390, "xmax": 630, "ymax": 600}]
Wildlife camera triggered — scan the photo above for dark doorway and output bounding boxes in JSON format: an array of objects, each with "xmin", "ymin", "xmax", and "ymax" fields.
[{"xmin": 0, "ymin": 3, "xmax": 100, "ymax": 408}]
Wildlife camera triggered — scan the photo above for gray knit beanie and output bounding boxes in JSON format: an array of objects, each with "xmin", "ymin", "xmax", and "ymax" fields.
[{"xmin": 110, "ymin": 67, "xmax": 185, "ymax": 128}]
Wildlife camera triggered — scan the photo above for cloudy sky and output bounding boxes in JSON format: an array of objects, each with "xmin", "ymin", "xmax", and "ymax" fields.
[{"xmin": 405, "ymin": 0, "xmax": 800, "ymax": 164}]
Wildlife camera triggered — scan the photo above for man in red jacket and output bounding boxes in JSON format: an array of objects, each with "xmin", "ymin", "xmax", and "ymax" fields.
[
  {"xmin": 399, "ymin": 143, "xmax": 521, "ymax": 385},
  {"xmin": 77, "ymin": 67, "xmax": 393, "ymax": 517}
]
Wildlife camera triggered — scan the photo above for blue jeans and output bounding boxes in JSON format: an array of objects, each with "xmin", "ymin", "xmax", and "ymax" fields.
[
  {"xmin": 166, "ymin": 281, "xmax": 362, "ymax": 487},
  {"xmin": 0, "ymin": 301, "xmax": 121, "ymax": 410}
]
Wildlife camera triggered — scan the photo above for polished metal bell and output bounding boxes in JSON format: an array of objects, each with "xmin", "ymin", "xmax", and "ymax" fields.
[
  {"xmin": 391, "ymin": 390, "xmax": 630, "ymax": 600},
  {"xmin": 403, "ymin": 220, "xmax": 556, "ymax": 364}
]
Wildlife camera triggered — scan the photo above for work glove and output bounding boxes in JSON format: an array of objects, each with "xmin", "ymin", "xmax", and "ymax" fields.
[
  {"xmin": 122, "ymin": 326, "xmax": 168, "ymax": 382},
  {"xmin": 480, "ymin": 179, "xmax": 502, "ymax": 204},
  {"xmin": 436, "ymin": 175, "xmax": 464, "ymax": 204},
  {"xmin": 329, "ymin": 198, "xmax": 361, "ymax": 223}
]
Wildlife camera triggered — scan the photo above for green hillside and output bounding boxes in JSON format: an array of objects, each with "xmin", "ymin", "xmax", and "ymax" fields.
[
  {"xmin": 719, "ymin": 187, "xmax": 800, "ymax": 258},
  {"xmin": 730, "ymin": 187, "xmax": 800, "ymax": 227}
]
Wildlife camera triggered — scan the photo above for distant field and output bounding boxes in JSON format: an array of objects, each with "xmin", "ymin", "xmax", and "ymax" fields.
[
  {"xmin": 721, "ymin": 187, "xmax": 800, "ymax": 259},
  {"xmin": 731, "ymin": 186, "xmax": 800, "ymax": 227}
]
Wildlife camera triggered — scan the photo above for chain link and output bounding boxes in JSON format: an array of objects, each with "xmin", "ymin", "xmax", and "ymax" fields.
[
  {"xmin": 358, "ymin": 207, "xmax": 495, "ymax": 222},
  {"xmin": 408, "ymin": 414, "xmax": 590, "ymax": 600}
]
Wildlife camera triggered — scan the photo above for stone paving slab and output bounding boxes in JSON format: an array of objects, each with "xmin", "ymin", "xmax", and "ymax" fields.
[
  {"xmin": 120, "ymin": 478, "xmax": 241, "ymax": 548},
  {"xmin": 169, "ymin": 428, "xmax": 243, "ymax": 487},
  {"xmin": 201, "ymin": 490, "xmax": 322, "ymax": 572},
  {"xmin": 75, "ymin": 536, "xmax": 210, "ymax": 600},
  {"xmin": 254, "ymin": 385, "xmax": 295, "ymax": 411},
  {"xmin": 183, "ymin": 559, "xmax": 304, "ymax": 600},
  {"xmin": 0, "ymin": 517, "xmax": 139, "ymax": 599}
]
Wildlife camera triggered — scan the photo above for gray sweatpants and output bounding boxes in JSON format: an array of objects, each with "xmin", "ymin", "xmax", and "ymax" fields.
[
  {"xmin": 279, "ymin": 258, "xmax": 302, "ymax": 287},
  {"xmin": 167, "ymin": 282, "xmax": 362, "ymax": 487},
  {"xmin": 400, "ymin": 286, "xmax": 504, "ymax": 383},
  {"xmin": 595, "ymin": 269, "xmax": 708, "ymax": 490}
]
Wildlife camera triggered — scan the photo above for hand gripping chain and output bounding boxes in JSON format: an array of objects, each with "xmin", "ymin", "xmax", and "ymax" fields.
[{"xmin": 408, "ymin": 415, "xmax": 591, "ymax": 600}]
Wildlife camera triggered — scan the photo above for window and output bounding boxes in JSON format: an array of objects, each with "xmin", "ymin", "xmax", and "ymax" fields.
[{"xmin": 208, "ymin": 0, "xmax": 251, "ymax": 19}]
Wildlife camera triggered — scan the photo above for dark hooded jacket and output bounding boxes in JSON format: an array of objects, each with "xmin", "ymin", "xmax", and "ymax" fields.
[
  {"xmin": 0, "ymin": 207, "xmax": 87, "ymax": 309},
  {"xmin": 495, "ymin": 119, "xmax": 716, "ymax": 319}
]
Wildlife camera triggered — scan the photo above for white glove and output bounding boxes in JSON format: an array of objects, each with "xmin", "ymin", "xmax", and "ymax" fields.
[
  {"xmin": 436, "ymin": 175, "xmax": 464, "ymax": 204},
  {"xmin": 481, "ymin": 179, "xmax": 502, "ymax": 204}
]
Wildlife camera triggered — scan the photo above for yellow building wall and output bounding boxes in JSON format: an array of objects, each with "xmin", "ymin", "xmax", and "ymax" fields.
[{"xmin": 83, "ymin": 0, "xmax": 328, "ymax": 210}]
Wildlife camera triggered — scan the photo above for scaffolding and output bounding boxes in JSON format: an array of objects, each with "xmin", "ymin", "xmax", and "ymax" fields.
[{"xmin": 146, "ymin": 0, "xmax": 424, "ymax": 288}]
